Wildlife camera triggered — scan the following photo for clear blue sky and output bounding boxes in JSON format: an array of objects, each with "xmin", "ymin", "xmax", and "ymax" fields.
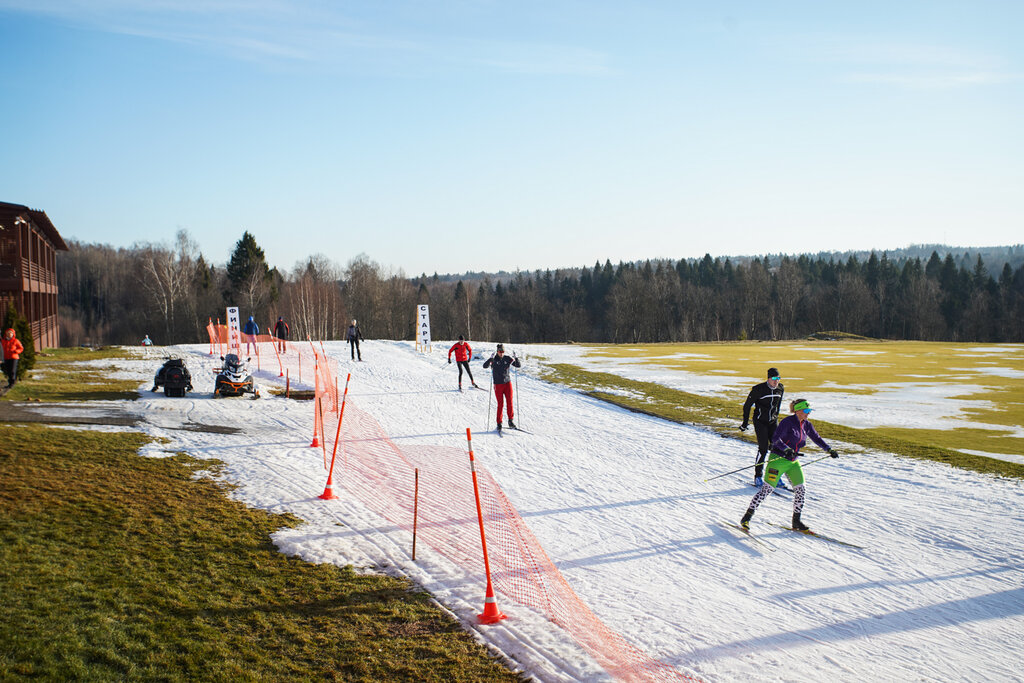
[{"xmin": 2, "ymin": 1, "xmax": 1021, "ymax": 276}]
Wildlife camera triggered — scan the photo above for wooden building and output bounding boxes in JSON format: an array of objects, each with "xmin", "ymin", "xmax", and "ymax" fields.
[{"xmin": 0, "ymin": 201, "xmax": 68, "ymax": 349}]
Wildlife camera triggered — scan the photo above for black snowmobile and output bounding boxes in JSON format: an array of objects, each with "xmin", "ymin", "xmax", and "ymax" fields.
[
  {"xmin": 213, "ymin": 353, "xmax": 259, "ymax": 399},
  {"xmin": 153, "ymin": 357, "xmax": 193, "ymax": 397}
]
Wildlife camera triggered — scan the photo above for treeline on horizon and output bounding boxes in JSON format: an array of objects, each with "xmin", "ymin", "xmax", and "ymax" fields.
[{"xmin": 57, "ymin": 231, "xmax": 1024, "ymax": 347}]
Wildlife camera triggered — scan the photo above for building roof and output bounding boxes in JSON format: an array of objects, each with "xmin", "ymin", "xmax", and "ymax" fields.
[{"xmin": 0, "ymin": 201, "xmax": 69, "ymax": 251}]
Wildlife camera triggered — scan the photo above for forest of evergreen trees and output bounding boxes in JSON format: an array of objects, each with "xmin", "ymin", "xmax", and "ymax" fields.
[{"xmin": 56, "ymin": 231, "xmax": 1024, "ymax": 347}]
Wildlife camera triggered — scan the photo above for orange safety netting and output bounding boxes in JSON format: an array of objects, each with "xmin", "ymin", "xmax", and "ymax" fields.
[{"xmin": 205, "ymin": 323, "xmax": 694, "ymax": 682}]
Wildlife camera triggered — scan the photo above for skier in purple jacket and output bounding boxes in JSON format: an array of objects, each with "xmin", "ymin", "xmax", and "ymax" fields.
[{"xmin": 740, "ymin": 398, "xmax": 839, "ymax": 532}]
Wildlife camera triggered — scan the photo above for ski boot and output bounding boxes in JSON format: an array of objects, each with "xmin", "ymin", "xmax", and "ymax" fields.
[
  {"xmin": 496, "ymin": 422, "xmax": 502, "ymax": 432},
  {"xmin": 754, "ymin": 476, "xmax": 764, "ymax": 487},
  {"xmin": 791, "ymin": 513, "xmax": 810, "ymax": 531},
  {"xmin": 508, "ymin": 419, "xmax": 517, "ymax": 430},
  {"xmin": 740, "ymin": 509, "xmax": 754, "ymax": 530}
]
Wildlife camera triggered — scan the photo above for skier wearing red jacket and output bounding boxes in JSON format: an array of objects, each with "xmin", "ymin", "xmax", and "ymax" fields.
[
  {"xmin": 447, "ymin": 335, "xmax": 478, "ymax": 390},
  {"xmin": 2, "ymin": 328, "xmax": 24, "ymax": 387}
]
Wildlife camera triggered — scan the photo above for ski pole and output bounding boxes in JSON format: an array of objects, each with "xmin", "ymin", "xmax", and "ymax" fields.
[
  {"xmin": 800, "ymin": 454, "xmax": 839, "ymax": 469},
  {"xmin": 703, "ymin": 456, "xmax": 787, "ymax": 483},
  {"xmin": 486, "ymin": 375, "xmax": 493, "ymax": 431},
  {"xmin": 514, "ymin": 354, "xmax": 520, "ymax": 428},
  {"xmin": 704, "ymin": 452, "xmax": 837, "ymax": 483}
]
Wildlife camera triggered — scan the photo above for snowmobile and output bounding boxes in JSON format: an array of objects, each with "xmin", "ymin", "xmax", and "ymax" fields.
[
  {"xmin": 213, "ymin": 353, "xmax": 259, "ymax": 399},
  {"xmin": 152, "ymin": 357, "xmax": 193, "ymax": 398}
]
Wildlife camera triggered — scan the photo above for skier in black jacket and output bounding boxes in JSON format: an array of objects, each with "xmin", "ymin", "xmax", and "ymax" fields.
[
  {"xmin": 740, "ymin": 367, "xmax": 785, "ymax": 487},
  {"xmin": 273, "ymin": 317, "xmax": 289, "ymax": 353},
  {"xmin": 347, "ymin": 320, "xmax": 363, "ymax": 360},
  {"xmin": 483, "ymin": 344, "xmax": 521, "ymax": 431}
]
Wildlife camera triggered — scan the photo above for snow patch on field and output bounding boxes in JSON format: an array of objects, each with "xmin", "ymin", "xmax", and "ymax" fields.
[
  {"xmin": 591, "ymin": 387, "xmax": 648, "ymax": 401},
  {"xmin": 951, "ymin": 366, "xmax": 1024, "ymax": 379},
  {"xmin": 959, "ymin": 345, "xmax": 1024, "ymax": 354},
  {"xmin": 802, "ymin": 383, "xmax": 992, "ymax": 429},
  {"xmin": 959, "ymin": 449, "xmax": 1024, "ymax": 466}
]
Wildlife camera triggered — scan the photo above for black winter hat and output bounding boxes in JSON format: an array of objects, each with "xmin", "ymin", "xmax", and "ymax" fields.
[
  {"xmin": 496, "ymin": 344, "xmax": 504, "ymax": 352},
  {"xmin": 458, "ymin": 335, "xmax": 464, "ymax": 340},
  {"xmin": 767, "ymin": 367, "xmax": 780, "ymax": 379}
]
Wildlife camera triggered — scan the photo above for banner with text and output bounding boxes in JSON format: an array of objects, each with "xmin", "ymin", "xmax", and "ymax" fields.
[
  {"xmin": 226, "ymin": 306, "xmax": 242, "ymax": 352},
  {"xmin": 416, "ymin": 304, "xmax": 431, "ymax": 350}
]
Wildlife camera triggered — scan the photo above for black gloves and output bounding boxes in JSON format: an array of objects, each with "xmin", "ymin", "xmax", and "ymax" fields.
[
  {"xmin": 829, "ymin": 449, "xmax": 839, "ymax": 458},
  {"xmin": 448, "ymin": 358, "xmax": 452, "ymax": 364},
  {"xmin": 783, "ymin": 447, "xmax": 795, "ymax": 460},
  {"xmin": 739, "ymin": 422, "xmax": 749, "ymax": 432}
]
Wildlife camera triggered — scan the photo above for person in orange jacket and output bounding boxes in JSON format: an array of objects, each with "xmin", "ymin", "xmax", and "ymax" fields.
[{"xmin": 2, "ymin": 328, "xmax": 24, "ymax": 387}]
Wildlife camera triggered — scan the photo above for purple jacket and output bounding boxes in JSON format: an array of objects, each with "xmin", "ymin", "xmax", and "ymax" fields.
[{"xmin": 771, "ymin": 414, "xmax": 831, "ymax": 460}]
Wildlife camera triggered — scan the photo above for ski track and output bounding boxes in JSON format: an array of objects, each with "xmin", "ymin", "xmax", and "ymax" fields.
[{"xmin": 88, "ymin": 341, "xmax": 1024, "ymax": 682}]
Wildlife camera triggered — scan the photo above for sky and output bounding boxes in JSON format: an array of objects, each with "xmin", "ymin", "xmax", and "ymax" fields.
[{"xmin": 1, "ymin": 1, "xmax": 1022, "ymax": 276}]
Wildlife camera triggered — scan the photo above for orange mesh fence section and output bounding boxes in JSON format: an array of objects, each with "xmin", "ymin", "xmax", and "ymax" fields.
[
  {"xmin": 203, "ymin": 325, "xmax": 694, "ymax": 681},
  {"xmin": 331, "ymin": 402, "xmax": 693, "ymax": 682},
  {"xmin": 206, "ymin": 320, "xmax": 226, "ymax": 355}
]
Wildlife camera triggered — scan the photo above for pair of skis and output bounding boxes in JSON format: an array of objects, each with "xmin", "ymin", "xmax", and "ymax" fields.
[
  {"xmin": 720, "ymin": 521, "xmax": 864, "ymax": 550},
  {"xmin": 496, "ymin": 424, "xmax": 533, "ymax": 436}
]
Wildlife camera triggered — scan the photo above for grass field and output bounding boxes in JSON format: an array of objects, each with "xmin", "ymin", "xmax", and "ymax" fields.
[
  {"xmin": 3, "ymin": 347, "xmax": 143, "ymax": 402},
  {"xmin": 0, "ymin": 348, "xmax": 521, "ymax": 681},
  {"xmin": 535, "ymin": 339, "xmax": 1024, "ymax": 478}
]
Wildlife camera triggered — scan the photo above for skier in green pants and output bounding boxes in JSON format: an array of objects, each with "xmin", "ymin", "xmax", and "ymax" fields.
[{"xmin": 740, "ymin": 398, "xmax": 839, "ymax": 531}]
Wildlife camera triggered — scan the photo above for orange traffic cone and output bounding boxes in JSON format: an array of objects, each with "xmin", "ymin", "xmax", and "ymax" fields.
[
  {"xmin": 318, "ymin": 472, "xmax": 338, "ymax": 500},
  {"xmin": 310, "ymin": 398, "xmax": 320, "ymax": 448},
  {"xmin": 478, "ymin": 581, "xmax": 507, "ymax": 624}
]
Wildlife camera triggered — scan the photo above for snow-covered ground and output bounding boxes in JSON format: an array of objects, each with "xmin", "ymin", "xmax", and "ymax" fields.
[{"xmin": 56, "ymin": 341, "xmax": 1024, "ymax": 681}]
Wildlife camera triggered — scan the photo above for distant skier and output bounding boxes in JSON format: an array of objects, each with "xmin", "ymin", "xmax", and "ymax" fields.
[
  {"xmin": 740, "ymin": 398, "xmax": 838, "ymax": 532},
  {"xmin": 448, "ymin": 335, "xmax": 478, "ymax": 391},
  {"xmin": 740, "ymin": 367, "xmax": 785, "ymax": 487},
  {"xmin": 273, "ymin": 316, "xmax": 290, "ymax": 353},
  {"xmin": 483, "ymin": 344, "xmax": 520, "ymax": 431},
  {"xmin": 2, "ymin": 328, "xmax": 24, "ymax": 387},
  {"xmin": 347, "ymin": 319, "xmax": 363, "ymax": 360},
  {"xmin": 243, "ymin": 316, "xmax": 260, "ymax": 354},
  {"xmin": 141, "ymin": 334, "xmax": 153, "ymax": 346}
]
